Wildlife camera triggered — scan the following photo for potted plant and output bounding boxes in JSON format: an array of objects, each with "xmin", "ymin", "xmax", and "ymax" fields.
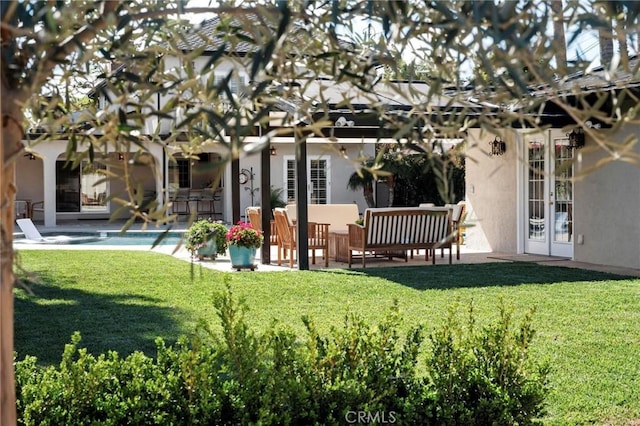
[
  {"xmin": 184, "ymin": 219, "xmax": 228, "ymax": 260},
  {"xmin": 226, "ymin": 221, "xmax": 263, "ymax": 269}
]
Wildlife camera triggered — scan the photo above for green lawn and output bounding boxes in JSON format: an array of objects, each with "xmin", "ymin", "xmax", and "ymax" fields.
[{"xmin": 13, "ymin": 250, "xmax": 640, "ymax": 425}]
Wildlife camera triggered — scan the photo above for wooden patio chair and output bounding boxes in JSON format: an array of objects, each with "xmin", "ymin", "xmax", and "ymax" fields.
[
  {"xmin": 245, "ymin": 206, "xmax": 278, "ymax": 248},
  {"xmin": 445, "ymin": 201, "xmax": 466, "ymax": 260},
  {"xmin": 273, "ymin": 207, "xmax": 330, "ymax": 268}
]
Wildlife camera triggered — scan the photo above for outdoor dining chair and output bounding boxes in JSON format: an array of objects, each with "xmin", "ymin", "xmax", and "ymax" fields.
[
  {"xmin": 245, "ymin": 206, "xmax": 278, "ymax": 248},
  {"xmin": 272, "ymin": 208, "xmax": 330, "ymax": 268}
]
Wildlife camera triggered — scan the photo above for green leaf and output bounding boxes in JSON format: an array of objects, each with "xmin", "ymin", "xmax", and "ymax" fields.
[{"xmin": 202, "ymin": 43, "xmax": 227, "ymax": 73}]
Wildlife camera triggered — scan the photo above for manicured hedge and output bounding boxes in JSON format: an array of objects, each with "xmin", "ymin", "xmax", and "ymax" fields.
[{"xmin": 16, "ymin": 287, "xmax": 548, "ymax": 425}]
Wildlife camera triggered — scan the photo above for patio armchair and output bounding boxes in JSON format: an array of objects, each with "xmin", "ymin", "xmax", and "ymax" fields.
[
  {"xmin": 15, "ymin": 199, "xmax": 31, "ymax": 219},
  {"xmin": 444, "ymin": 201, "xmax": 466, "ymax": 260},
  {"xmin": 245, "ymin": 206, "xmax": 278, "ymax": 248},
  {"xmin": 273, "ymin": 208, "xmax": 330, "ymax": 268},
  {"xmin": 30, "ymin": 201, "xmax": 44, "ymax": 220}
]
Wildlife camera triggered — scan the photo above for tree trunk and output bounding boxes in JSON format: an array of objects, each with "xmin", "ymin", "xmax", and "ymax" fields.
[
  {"xmin": 386, "ymin": 175, "xmax": 395, "ymax": 207},
  {"xmin": 613, "ymin": 4, "xmax": 629, "ymax": 69},
  {"xmin": 1, "ymin": 91, "xmax": 23, "ymax": 424},
  {"xmin": 598, "ymin": 2, "xmax": 615, "ymax": 68},
  {"xmin": 0, "ymin": 4, "xmax": 119, "ymax": 421},
  {"xmin": 551, "ymin": 0, "xmax": 567, "ymax": 73},
  {"xmin": 363, "ymin": 183, "xmax": 375, "ymax": 208}
]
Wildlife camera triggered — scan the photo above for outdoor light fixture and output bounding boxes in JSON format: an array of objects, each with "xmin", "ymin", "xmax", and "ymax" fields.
[
  {"xmin": 567, "ymin": 127, "xmax": 585, "ymax": 150},
  {"xmin": 339, "ymin": 145, "xmax": 347, "ymax": 156},
  {"xmin": 270, "ymin": 146, "xmax": 277, "ymax": 156},
  {"xmin": 118, "ymin": 153, "xmax": 124, "ymax": 161},
  {"xmin": 490, "ymin": 136, "xmax": 506, "ymax": 156},
  {"xmin": 28, "ymin": 153, "xmax": 36, "ymax": 160}
]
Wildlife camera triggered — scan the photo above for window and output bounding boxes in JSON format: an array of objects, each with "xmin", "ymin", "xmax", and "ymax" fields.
[
  {"xmin": 56, "ymin": 162, "xmax": 80, "ymax": 212},
  {"xmin": 284, "ymin": 156, "xmax": 330, "ymax": 204},
  {"xmin": 286, "ymin": 158, "xmax": 296, "ymax": 202},
  {"xmin": 169, "ymin": 158, "xmax": 191, "ymax": 189},
  {"xmin": 309, "ymin": 159, "xmax": 328, "ymax": 204},
  {"xmin": 214, "ymin": 74, "xmax": 246, "ymax": 97}
]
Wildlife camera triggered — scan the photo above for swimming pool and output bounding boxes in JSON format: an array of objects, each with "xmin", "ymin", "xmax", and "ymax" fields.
[{"xmin": 14, "ymin": 231, "xmax": 185, "ymax": 246}]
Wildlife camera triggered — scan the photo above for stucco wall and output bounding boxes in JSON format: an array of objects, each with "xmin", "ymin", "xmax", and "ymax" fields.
[
  {"xmin": 239, "ymin": 141, "xmax": 374, "ymax": 218},
  {"xmin": 464, "ymin": 130, "xmax": 519, "ymax": 253},
  {"xmin": 18, "ymin": 140, "xmax": 164, "ymax": 224},
  {"xmin": 574, "ymin": 127, "xmax": 640, "ymax": 269},
  {"xmin": 14, "ymin": 154, "xmax": 43, "ymax": 203}
]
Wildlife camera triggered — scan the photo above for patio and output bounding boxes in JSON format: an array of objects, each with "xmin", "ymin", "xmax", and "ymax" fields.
[{"xmin": 12, "ymin": 220, "xmax": 640, "ymax": 278}]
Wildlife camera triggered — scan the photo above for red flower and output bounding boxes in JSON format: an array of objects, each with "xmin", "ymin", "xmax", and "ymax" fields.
[{"xmin": 226, "ymin": 221, "xmax": 263, "ymax": 248}]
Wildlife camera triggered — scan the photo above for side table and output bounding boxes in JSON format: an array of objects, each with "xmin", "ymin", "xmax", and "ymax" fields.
[{"xmin": 329, "ymin": 231, "xmax": 349, "ymax": 263}]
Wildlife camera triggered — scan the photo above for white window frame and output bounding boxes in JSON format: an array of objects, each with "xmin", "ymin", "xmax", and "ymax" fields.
[{"xmin": 283, "ymin": 155, "xmax": 331, "ymax": 204}]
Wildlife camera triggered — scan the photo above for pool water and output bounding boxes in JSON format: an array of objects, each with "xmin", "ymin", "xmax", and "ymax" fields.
[
  {"xmin": 86, "ymin": 234, "xmax": 184, "ymax": 246},
  {"xmin": 16, "ymin": 231, "xmax": 185, "ymax": 246}
]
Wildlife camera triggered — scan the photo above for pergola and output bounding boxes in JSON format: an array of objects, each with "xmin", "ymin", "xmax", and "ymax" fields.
[{"xmin": 229, "ymin": 78, "xmax": 477, "ymax": 270}]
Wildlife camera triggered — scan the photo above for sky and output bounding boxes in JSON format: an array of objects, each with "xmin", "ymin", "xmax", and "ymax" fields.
[{"xmin": 179, "ymin": 0, "xmax": 618, "ymax": 72}]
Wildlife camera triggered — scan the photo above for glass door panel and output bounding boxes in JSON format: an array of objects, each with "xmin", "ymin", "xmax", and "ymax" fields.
[
  {"xmin": 80, "ymin": 161, "xmax": 108, "ymax": 212},
  {"xmin": 527, "ymin": 140, "xmax": 546, "ymax": 242},
  {"xmin": 550, "ymin": 137, "xmax": 573, "ymax": 257},
  {"xmin": 524, "ymin": 132, "xmax": 574, "ymax": 258}
]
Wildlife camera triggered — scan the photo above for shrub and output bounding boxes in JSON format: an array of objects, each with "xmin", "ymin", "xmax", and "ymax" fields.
[
  {"xmin": 184, "ymin": 219, "xmax": 228, "ymax": 256},
  {"xmin": 15, "ymin": 288, "xmax": 549, "ymax": 425},
  {"xmin": 425, "ymin": 300, "xmax": 550, "ymax": 425}
]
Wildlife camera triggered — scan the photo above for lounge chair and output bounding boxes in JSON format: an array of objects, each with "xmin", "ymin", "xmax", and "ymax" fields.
[
  {"xmin": 15, "ymin": 218, "xmax": 74, "ymax": 243},
  {"xmin": 14, "ymin": 218, "xmax": 109, "ymax": 245}
]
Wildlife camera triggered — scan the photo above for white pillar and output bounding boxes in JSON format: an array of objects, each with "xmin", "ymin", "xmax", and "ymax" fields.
[
  {"xmin": 148, "ymin": 144, "xmax": 165, "ymax": 208},
  {"xmin": 223, "ymin": 162, "xmax": 232, "ymax": 222},
  {"xmin": 42, "ymin": 156, "xmax": 57, "ymax": 227}
]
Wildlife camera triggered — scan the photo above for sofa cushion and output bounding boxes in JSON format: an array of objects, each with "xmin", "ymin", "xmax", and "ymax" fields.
[{"xmin": 285, "ymin": 204, "xmax": 360, "ymax": 233}]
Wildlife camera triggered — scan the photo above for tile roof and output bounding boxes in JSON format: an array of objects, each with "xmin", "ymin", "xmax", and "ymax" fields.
[
  {"xmin": 175, "ymin": 13, "xmax": 311, "ymax": 54},
  {"xmin": 532, "ymin": 56, "xmax": 640, "ymax": 97},
  {"xmin": 175, "ymin": 16, "xmax": 253, "ymax": 53}
]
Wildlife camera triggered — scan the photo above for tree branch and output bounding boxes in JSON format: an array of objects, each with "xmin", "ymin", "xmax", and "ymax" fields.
[{"xmin": 37, "ymin": 1, "xmax": 120, "ymax": 90}]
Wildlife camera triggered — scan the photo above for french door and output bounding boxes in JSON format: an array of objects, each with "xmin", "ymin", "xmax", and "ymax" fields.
[{"xmin": 524, "ymin": 131, "xmax": 574, "ymax": 258}]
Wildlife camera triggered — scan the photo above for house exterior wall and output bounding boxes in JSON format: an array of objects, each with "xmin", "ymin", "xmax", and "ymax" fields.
[
  {"xmin": 574, "ymin": 126, "xmax": 640, "ymax": 269},
  {"xmin": 155, "ymin": 56, "xmax": 250, "ymax": 134},
  {"xmin": 465, "ymin": 124, "xmax": 640, "ymax": 271},
  {"xmin": 238, "ymin": 141, "xmax": 373, "ymax": 218},
  {"xmin": 464, "ymin": 129, "xmax": 519, "ymax": 253},
  {"xmin": 17, "ymin": 139, "xmax": 163, "ymax": 225},
  {"xmin": 15, "ymin": 48, "xmax": 398, "ymax": 226},
  {"xmin": 14, "ymin": 154, "xmax": 43, "ymax": 204}
]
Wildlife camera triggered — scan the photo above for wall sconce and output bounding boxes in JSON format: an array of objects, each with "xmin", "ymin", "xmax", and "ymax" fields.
[
  {"xmin": 567, "ymin": 127, "xmax": 585, "ymax": 150},
  {"xmin": 118, "ymin": 153, "xmax": 124, "ymax": 161},
  {"xmin": 490, "ymin": 136, "xmax": 506, "ymax": 156},
  {"xmin": 270, "ymin": 146, "xmax": 277, "ymax": 156},
  {"xmin": 339, "ymin": 145, "xmax": 347, "ymax": 156}
]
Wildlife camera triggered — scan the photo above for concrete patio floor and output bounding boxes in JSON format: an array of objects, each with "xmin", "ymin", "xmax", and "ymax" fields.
[{"xmin": 12, "ymin": 220, "xmax": 640, "ymax": 278}]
